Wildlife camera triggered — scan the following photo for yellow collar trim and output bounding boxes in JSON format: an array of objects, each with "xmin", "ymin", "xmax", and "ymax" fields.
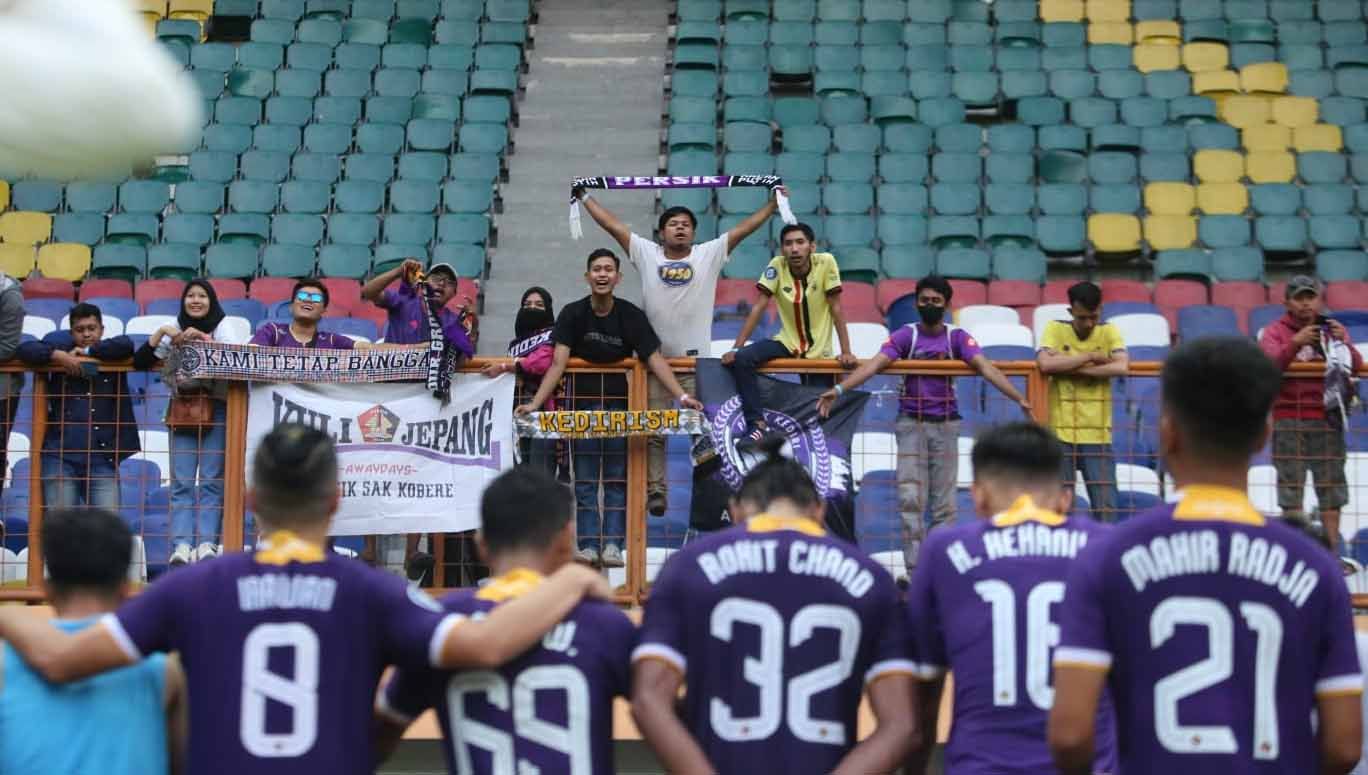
[
  {"xmin": 254, "ymin": 531, "xmax": 326, "ymax": 565},
  {"xmin": 990, "ymin": 495, "xmax": 1068, "ymax": 527},
  {"xmin": 746, "ymin": 514, "xmax": 826, "ymax": 536},
  {"xmin": 1172, "ymin": 485, "xmax": 1266, "ymax": 526},
  {"xmin": 475, "ymin": 568, "xmax": 546, "ymax": 602}
]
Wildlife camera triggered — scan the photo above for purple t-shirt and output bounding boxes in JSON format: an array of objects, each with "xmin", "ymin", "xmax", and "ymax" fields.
[
  {"xmin": 633, "ymin": 516, "xmax": 914, "ymax": 774},
  {"xmin": 381, "ymin": 571, "xmax": 635, "ymax": 775},
  {"xmin": 104, "ymin": 547, "xmax": 459, "ymax": 775},
  {"xmin": 248, "ymin": 322, "xmax": 356, "ymax": 349},
  {"xmin": 379, "ymin": 280, "xmax": 475, "ymax": 357},
  {"xmin": 879, "ymin": 323, "xmax": 982, "ymax": 418},
  {"xmin": 906, "ymin": 497, "xmax": 1119, "ymax": 774},
  {"xmin": 1055, "ymin": 487, "xmax": 1363, "ymax": 773}
]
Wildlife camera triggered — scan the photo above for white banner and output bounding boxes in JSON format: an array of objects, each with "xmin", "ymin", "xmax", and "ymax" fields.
[{"xmin": 245, "ymin": 375, "xmax": 515, "ymax": 535}]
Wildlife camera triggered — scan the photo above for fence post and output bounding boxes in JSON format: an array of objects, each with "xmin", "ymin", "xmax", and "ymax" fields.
[
  {"xmin": 625, "ymin": 362, "xmax": 649, "ymax": 605},
  {"xmin": 24, "ymin": 375, "xmax": 46, "ymax": 589},
  {"xmin": 221, "ymin": 382, "xmax": 249, "ymax": 553}
]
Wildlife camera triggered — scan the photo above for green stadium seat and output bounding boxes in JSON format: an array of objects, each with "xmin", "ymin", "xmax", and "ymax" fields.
[
  {"xmin": 877, "ymin": 153, "xmax": 929, "ymax": 182},
  {"xmin": 672, "ymin": 96, "xmax": 717, "ymax": 124},
  {"xmin": 935, "ymin": 247, "xmax": 990, "ymax": 280},
  {"xmin": 399, "ymin": 152, "xmax": 450, "ymax": 181},
  {"xmin": 318, "ymin": 244, "xmax": 372, "ymax": 278},
  {"xmin": 722, "ymin": 70, "xmax": 768, "ymax": 98},
  {"xmin": 438, "ymin": 214, "xmax": 490, "ymax": 244},
  {"xmin": 292, "ymin": 153, "xmax": 342, "ymax": 183},
  {"xmin": 203, "ymin": 123, "xmax": 251, "ymax": 153},
  {"xmin": 1153, "ymin": 248, "xmax": 1211, "ymax": 279},
  {"xmin": 266, "ymin": 97, "xmax": 313, "ymax": 127},
  {"xmin": 1043, "ymin": 46, "xmax": 1087, "ymax": 71},
  {"xmin": 1093, "ymin": 124, "xmax": 1141, "ymax": 152},
  {"xmin": 1099, "ymin": 70, "xmax": 1144, "ymax": 100},
  {"xmin": 934, "ymin": 122, "xmax": 980, "ymax": 152},
  {"xmin": 374, "ymin": 68, "xmax": 421, "ymax": 98},
  {"xmin": 1090, "ymin": 152, "xmax": 1138, "ymax": 183},
  {"xmin": 724, "ymin": 121, "xmax": 772, "ymax": 152},
  {"xmin": 383, "ymin": 214, "xmax": 436, "ymax": 244},
  {"xmin": 1091, "ymin": 184, "xmax": 1141, "ymax": 212},
  {"xmin": 931, "ymin": 182, "xmax": 980, "ymax": 214},
  {"xmin": 334, "ymin": 180, "xmax": 384, "ymax": 213},
  {"xmin": 909, "ymin": 69, "xmax": 951, "ymax": 99},
  {"xmin": 338, "ymin": 42, "xmax": 384, "ymax": 70},
  {"xmin": 281, "ymin": 181, "xmax": 330, "ymax": 213},
  {"xmin": 1249, "ymin": 183, "xmax": 1299, "ymax": 214},
  {"xmin": 1036, "ymin": 215, "xmax": 1086, "ymax": 254},
  {"xmin": 398, "ymin": 0, "xmax": 440, "ymax": 19},
  {"xmin": 1253, "ymin": 215, "xmax": 1307, "ymax": 251},
  {"xmin": 677, "ymin": 42, "xmax": 722, "ymax": 70},
  {"xmin": 297, "ymin": 18, "xmax": 343, "ymax": 46},
  {"xmin": 662, "ymin": 189, "xmax": 712, "ymax": 212},
  {"xmin": 192, "ymin": 41, "xmax": 237, "ymax": 71},
  {"xmin": 216, "ymin": 96, "xmax": 262, "ymax": 126},
  {"xmin": 390, "ymin": 180, "xmax": 441, "ymax": 213},
  {"xmin": 827, "ymin": 151, "xmax": 875, "ymax": 182},
  {"xmin": 157, "ymin": 18, "xmax": 201, "ymax": 46},
  {"xmin": 271, "ymin": 214, "xmax": 325, "ymax": 246},
  {"xmin": 227, "ymin": 180, "xmax": 278, "ymax": 214},
  {"xmin": 239, "ymin": 41, "xmax": 285, "ymax": 70},
  {"xmin": 880, "ymin": 245, "xmax": 934, "ymax": 278},
  {"xmin": 1038, "ymin": 183, "xmax": 1087, "ymax": 214},
  {"xmin": 878, "ymin": 214, "xmax": 928, "ymax": 245},
  {"xmin": 1290, "ymin": 70, "xmax": 1334, "ymax": 98},
  {"xmin": 986, "ymin": 153, "xmax": 1033, "ymax": 183},
  {"xmin": 465, "ymin": 95, "xmax": 510, "ymax": 124},
  {"xmin": 820, "ymin": 95, "xmax": 868, "ymax": 126},
  {"xmin": 1050, "ymin": 70, "xmax": 1095, "ymax": 100},
  {"xmin": 928, "ymin": 216, "xmax": 978, "ymax": 248},
  {"xmin": 91, "ymin": 245, "xmax": 147, "ymax": 283},
  {"xmin": 1310, "ymin": 215, "xmax": 1361, "ymax": 248},
  {"xmin": 717, "ymin": 187, "xmax": 767, "ymax": 213},
  {"xmin": 725, "ymin": 19, "xmax": 768, "ymax": 46},
  {"xmin": 52, "ymin": 214, "xmax": 104, "ymax": 246},
  {"xmin": 1140, "ymin": 152, "xmax": 1191, "ymax": 181},
  {"xmin": 254, "ymin": 125, "xmax": 303, "ymax": 154},
  {"xmin": 1018, "ymin": 96, "xmax": 1065, "ymax": 125},
  {"xmin": 930, "ymin": 152, "xmax": 980, "ymax": 183},
  {"xmin": 672, "ymin": 70, "xmax": 718, "ymax": 98},
  {"xmin": 382, "ymin": 42, "xmax": 427, "ymax": 70},
  {"xmin": 11, "ymin": 181, "xmax": 60, "ymax": 212},
  {"xmin": 227, "ymin": 67, "xmax": 274, "ymax": 100},
  {"xmin": 470, "ymin": 69, "xmax": 519, "ymax": 96},
  {"xmin": 869, "ymin": 96, "xmax": 917, "ymax": 125},
  {"xmin": 1209, "ymin": 246, "xmax": 1264, "ymax": 281},
  {"xmin": 772, "ymin": 48, "xmax": 815, "ymax": 79},
  {"xmin": 106, "ymin": 214, "xmax": 159, "ymax": 246},
  {"xmin": 723, "ymin": 150, "xmax": 774, "ymax": 174},
  {"xmin": 367, "ymin": 95, "xmax": 415, "ymax": 124},
  {"xmin": 371, "ymin": 243, "xmax": 425, "ymax": 274},
  {"xmin": 1071, "ymin": 97, "xmax": 1119, "ymax": 128},
  {"xmin": 435, "ymin": 19, "xmax": 478, "ymax": 46},
  {"xmin": 219, "ymin": 214, "xmax": 271, "ymax": 246},
  {"xmin": 325, "ymin": 69, "xmax": 372, "ymax": 99},
  {"xmin": 189, "ymin": 152, "xmax": 237, "ymax": 183},
  {"xmin": 678, "ymin": 21, "xmax": 722, "ymax": 43},
  {"xmin": 66, "ymin": 182, "xmax": 116, "ymax": 213},
  {"xmin": 1298, "ymin": 152, "xmax": 1348, "ymax": 182},
  {"xmin": 344, "ymin": 154, "xmax": 396, "ymax": 183},
  {"xmin": 241, "ymin": 151, "xmax": 291, "ymax": 183},
  {"xmin": 205, "ymin": 243, "xmax": 259, "ymax": 279},
  {"xmin": 147, "ymin": 244, "xmax": 202, "ymax": 280},
  {"xmin": 357, "ymin": 122, "xmax": 406, "ymax": 154},
  {"xmin": 992, "ymin": 246, "xmax": 1047, "ymax": 282},
  {"xmin": 449, "ymin": 153, "xmax": 499, "ymax": 182},
  {"xmin": 286, "ymin": 42, "xmax": 332, "ymax": 71},
  {"xmin": 315, "ymin": 96, "xmax": 362, "ymax": 125},
  {"xmin": 439, "ymin": 181, "xmax": 490, "ymax": 213},
  {"xmin": 985, "ymin": 182, "xmax": 1034, "ymax": 214},
  {"xmin": 669, "ymin": 122, "xmax": 717, "ymax": 151},
  {"xmin": 1189, "ymin": 123, "xmax": 1239, "ymax": 150},
  {"xmin": 783, "ymin": 124, "xmax": 830, "ymax": 153},
  {"xmin": 1305, "ymin": 183, "xmax": 1354, "ymax": 214},
  {"xmin": 834, "ymin": 124, "xmax": 881, "ymax": 154},
  {"xmin": 721, "ymin": 244, "xmax": 771, "ymax": 279},
  {"xmin": 458, "ymin": 123, "xmax": 508, "ymax": 154},
  {"xmin": 1315, "ymin": 249, "xmax": 1368, "ymax": 281},
  {"xmin": 1199, "ymin": 215, "xmax": 1251, "ymax": 248},
  {"xmin": 430, "ymin": 243, "xmax": 486, "ymax": 279},
  {"xmin": 823, "ymin": 182, "xmax": 874, "ymax": 213}
]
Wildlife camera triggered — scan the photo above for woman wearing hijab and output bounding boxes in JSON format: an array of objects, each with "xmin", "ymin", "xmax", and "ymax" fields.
[
  {"xmin": 133, "ymin": 279, "xmax": 244, "ymax": 567},
  {"xmin": 483, "ymin": 287, "xmax": 560, "ymax": 473}
]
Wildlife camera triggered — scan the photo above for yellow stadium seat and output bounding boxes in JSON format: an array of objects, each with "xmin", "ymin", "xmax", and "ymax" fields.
[
  {"xmin": 1242, "ymin": 124, "xmax": 1291, "ymax": 151},
  {"xmin": 0, "ymin": 181, "xmax": 8, "ymax": 212},
  {"xmin": 1219, "ymin": 95, "xmax": 1272, "ymax": 128},
  {"xmin": 1088, "ymin": 214, "xmax": 1142, "ymax": 252},
  {"xmin": 36, "ymin": 243, "xmax": 91, "ymax": 283},
  {"xmin": 1183, "ymin": 42, "xmax": 1230, "ymax": 73},
  {"xmin": 0, "ymin": 212, "xmax": 52, "ymax": 245},
  {"xmin": 1196, "ymin": 183, "xmax": 1249, "ymax": 214},
  {"xmin": 1144, "ymin": 215, "xmax": 1198, "ymax": 250},
  {"xmin": 138, "ymin": 0, "xmax": 167, "ymax": 15},
  {"xmin": 1144, "ymin": 182, "xmax": 1196, "ymax": 215},
  {"xmin": 1041, "ymin": 0, "xmax": 1085, "ymax": 21},
  {"xmin": 1194, "ymin": 150, "xmax": 1245, "ymax": 183},
  {"xmin": 1193, "ymin": 70, "xmax": 1241, "ymax": 95},
  {"xmin": 1135, "ymin": 20, "xmax": 1181, "ymax": 44},
  {"xmin": 0, "ymin": 244, "xmax": 35, "ymax": 279},
  {"xmin": 1086, "ymin": 0, "xmax": 1131, "ymax": 20},
  {"xmin": 1134, "ymin": 44, "xmax": 1181, "ymax": 72},
  {"xmin": 1293, "ymin": 124, "xmax": 1343, "ymax": 152},
  {"xmin": 1088, "ymin": 21, "xmax": 1133, "ymax": 44},
  {"xmin": 169, "ymin": 0, "xmax": 213, "ymax": 23},
  {"xmin": 1271, "ymin": 96, "xmax": 1319, "ymax": 128},
  {"xmin": 1240, "ymin": 62, "xmax": 1288, "ymax": 94},
  {"xmin": 1245, "ymin": 151, "xmax": 1295, "ymax": 183}
]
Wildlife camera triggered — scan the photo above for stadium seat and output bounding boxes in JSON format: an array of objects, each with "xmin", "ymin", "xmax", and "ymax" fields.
[{"xmin": 1177, "ymin": 305, "xmax": 1241, "ymax": 340}]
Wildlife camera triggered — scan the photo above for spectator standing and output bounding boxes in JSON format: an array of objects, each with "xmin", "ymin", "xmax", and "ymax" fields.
[
  {"xmin": 576, "ymin": 187, "xmax": 782, "ymax": 516},
  {"xmin": 816, "ymin": 275, "xmax": 1031, "ymax": 574},
  {"xmin": 1258, "ymin": 275, "xmax": 1362, "ymax": 551},
  {"xmin": 19, "ymin": 303, "xmax": 138, "ymax": 511},
  {"xmin": 516, "ymin": 249, "xmax": 702, "ymax": 568},
  {"xmin": 1036, "ymin": 282, "xmax": 1127, "ymax": 521},
  {"xmin": 0, "ymin": 273, "xmax": 23, "ymax": 499},
  {"xmin": 132, "ymin": 279, "xmax": 246, "ymax": 567},
  {"xmin": 722, "ymin": 222, "xmax": 858, "ymax": 446},
  {"xmin": 0, "ymin": 507, "xmax": 186, "ymax": 775},
  {"xmin": 483, "ymin": 286, "xmax": 560, "ymax": 474},
  {"xmin": 248, "ymin": 279, "xmax": 357, "ymax": 349}
]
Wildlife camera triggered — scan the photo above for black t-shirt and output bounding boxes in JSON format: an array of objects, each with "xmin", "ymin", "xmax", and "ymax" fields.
[{"xmin": 553, "ymin": 296, "xmax": 661, "ymax": 399}]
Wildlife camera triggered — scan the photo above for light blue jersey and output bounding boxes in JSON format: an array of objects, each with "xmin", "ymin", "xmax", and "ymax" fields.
[{"xmin": 0, "ymin": 617, "xmax": 168, "ymax": 775}]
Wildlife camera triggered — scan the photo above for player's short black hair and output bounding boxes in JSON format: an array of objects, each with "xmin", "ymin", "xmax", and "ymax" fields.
[
  {"xmin": 586, "ymin": 248, "xmax": 620, "ymax": 272},
  {"xmin": 251, "ymin": 423, "xmax": 338, "ymax": 527},
  {"xmin": 1162, "ymin": 337, "xmax": 1281, "ymax": 464},
  {"xmin": 971, "ymin": 422, "xmax": 1064, "ymax": 486},
  {"xmin": 43, "ymin": 508, "xmax": 130, "ymax": 598},
  {"xmin": 657, "ymin": 206, "xmax": 697, "ymax": 233},
  {"xmin": 67, "ymin": 302, "xmax": 103, "ymax": 326},
  {"xmin": 735, "ymin": 436, "xmax": 822, "ymax": 511},
  {"xmin": 480, "ymin": 466, "xmax": 574, "ymax": 555},
  {"xmin": 915, "ymin": 275, "xmax": 953, "ymax": 302},
  {"xmin": 292, "ymin": 278, "xmax": 330, "ymax": 307},
  {"xmin": 779, "ymin": 222, "xmax": 815, "ymax": 243},
  {"xmin": 1067, "ymin": 281, "xmax": 1102, "ymax": 310}
]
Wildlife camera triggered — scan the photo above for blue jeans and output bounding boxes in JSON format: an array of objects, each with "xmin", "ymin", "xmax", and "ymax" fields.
[
  {"xmin": 42, "ymin": 454, "xmax": 119, "ymax": 511},
  {"xmin": 572, "ymin": 399, "xmax": 626, "ymax": 552},
  {"xmin": 170, "ymin": 401, "xmax": 227, "ymax": 548},
  {"xmin": 727, "ymin": 339, "xmax": 792, "ymax": 426},
  {"xmin": 1061, "ymin": 442, "xmax": 1118, "ymax": 522}
]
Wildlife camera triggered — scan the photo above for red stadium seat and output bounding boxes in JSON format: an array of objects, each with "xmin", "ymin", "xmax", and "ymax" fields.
[
  {"xmin": 320, "ymin": 278, "xmax": 362, "ymax": 314},
  {"xmin": 22, "ymin": 276, "xmax": 75, "ymax": 301},
  {"xmin": 1211, "ymin": 282, "xmax": 1267, "ymax": 332},
  {"xmin": 841, "ymin": 281, "xmax": 880, "ymax": 322},
  {"xmin": 1042, "ymin": 279, "xmax": 1073, "ymax": 304},
  {"xmin": 1154, "ymin": 279, "xmax": 1209, "ymax": 331},
  {"xmin": 248, "ymin": 276, "xmax": 297, "ymax": 306},
  {"xmin": 1267, "ymin": 280, "xmax": 1287, "ymax": 303},
  {"xmin": 1100, "ymin": 279, "xmax": 1152, "ymax": 303},
  {"xmin": 208, "ymin": 278, "xmax": 247, "ymax": 300},
  {"xmin": 351, "ymin": 305, "xmax": 389, "ymax": 338},
  {"xmin": 133, "ymin": 278, "xmax": 183, "ymax": 310},
  {"xmin": 78, "ymin": 278, "xmax": 133, "ymax": 300},
  {"xmin": 1326, "ymin": 281, "xmax": 1368, "ymax": 311},
  {"xmin": 987, "ymin": 280, "xmax": 1042, "ymax": 307},
  {"xmin": 947, "ymin": 279, "xmax": 986, "ymax": 309},
  {"xmin": 715, "ymin": 278, "xmax": 757, "ymax": 307},
  {"xmin": 875, "ymin": 279, "xmax": 918, "ymax": 312}
]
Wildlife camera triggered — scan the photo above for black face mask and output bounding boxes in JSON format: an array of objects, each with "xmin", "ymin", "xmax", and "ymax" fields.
[
  {"xmin": 515, "ymin": 307, "xmax": 554, "ymax": 339},
  {"xmin": 917, "ymin": 304, "xmax": 945, "ymax": 325}
]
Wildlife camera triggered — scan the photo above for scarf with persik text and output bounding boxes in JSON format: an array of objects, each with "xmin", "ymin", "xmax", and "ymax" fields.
[{"xmin": 568, "ymin": 174, "xmax": 795, "ymax": 238}]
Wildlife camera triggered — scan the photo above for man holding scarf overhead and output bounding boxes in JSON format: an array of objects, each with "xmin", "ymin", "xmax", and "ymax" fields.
[
  {"xmin": 574, "ymin": 185, "xmax": 786, "ymax": 517},
  {"xmin": 361, "ymin": 258, "xmax": 476, "ymax": 581}
]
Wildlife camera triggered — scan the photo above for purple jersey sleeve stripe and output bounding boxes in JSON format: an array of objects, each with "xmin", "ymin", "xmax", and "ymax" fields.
[
  {"xmin": 630, "ymin": 642, "xmax": 687, "ymax": 675},
  {"xmin": 375, "ymin": 682, "xmax": 417, "ymax": 726},
  {"xmin": 1315, "ymin": 674, "xmax": 1365, "ymax": 696},
  {"xmin": 100, "ymin": 613, "xmax": 143, "ymax": 662},
  {"xmin": 1053, "ymin": 646, "xmax": 1113, "ymax": 670},
  {"xmin": 865, "ymin": 659, "xmax": 920, "ymax": 685},
  {"xmin": 427, "ymin": 613, "xmax": 464, "ymax": 667}
]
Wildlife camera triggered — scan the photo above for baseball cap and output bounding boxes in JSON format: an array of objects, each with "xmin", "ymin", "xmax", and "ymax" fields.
[
  {"xmin": 426, "ymin": 262, "xmax": 458, "ymax": 281},
  {"xmin": 1285, "ymin": 275, "xmax": 1321, "ymax": 298}
]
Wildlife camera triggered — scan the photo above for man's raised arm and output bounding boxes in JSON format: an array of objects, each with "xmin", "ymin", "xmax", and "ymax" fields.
[
  {"xmin": 725, "ymin": 186, "xmax": 783, "ymax": 253},
  {"xmin": 578, "ymin": 194, "xmax": 633, "ymax": 253}
]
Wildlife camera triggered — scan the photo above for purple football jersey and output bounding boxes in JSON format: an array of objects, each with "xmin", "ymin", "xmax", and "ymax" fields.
[
  {"xmin": 633, "ymin": 516, "xmax": 913, "ymax": 774},
  {"xmin": 1056, "ymin": 486, "xmax": 1363, "ymax": 773},
  {"xmin": 105, "ymin": 538, "xmax": 459, "ymax": 775},
  {"xmin": 380, "ymin": 569, "xmax": 635, "ymax": 775},
  {"xmin": 905, "ymin": 496, "xmax": 1119, "ymax": 774}
]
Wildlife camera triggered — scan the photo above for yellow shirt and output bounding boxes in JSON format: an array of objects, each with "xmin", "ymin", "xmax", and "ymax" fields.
[
  {"xmin": 1039, "ymin": 320, "xmax": 1126, "ymax": 444},
  {"xmin": 757, "ymin": 252, "xmax": 842, "ymax": 358}
]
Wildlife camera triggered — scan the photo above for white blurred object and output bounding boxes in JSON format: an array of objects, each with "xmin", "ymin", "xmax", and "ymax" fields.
[
  {"xmin": 0, "ymin": 0, "xmax": 202, "ymax": 180},
  {"xmin": 125, "ymin": 314, "xmax": 177, "ymax": 336},
  {"xmin": 966, "ymin": 322, "xmax": 1033, "ymax": 348},
  {"xmin": 1032, "ymin": 304, "xmax": 1071, "ymax": 345},
  {"xmin": 1108, "ymin": 313, "xmax": 1170, "ymax": 347},
  {"xmin": 842, "ymin": 322, "xmax": 891, "ymax": 358},
  {"xmin": 21, "ymin": 315, "xmax": 55, "ymax": 339},
  {"xmin": 957, "ymin": 304, "xmax": 1019, "ymax": 330},
  {"xmin": 852, "ymin": 431, "xmax": 896, "ymax": 482}
]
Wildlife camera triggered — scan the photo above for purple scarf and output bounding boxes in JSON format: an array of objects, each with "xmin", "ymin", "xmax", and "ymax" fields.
[{"xmin": 568, "ymin": 174, "xmax": 796, "ymax": 238}]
